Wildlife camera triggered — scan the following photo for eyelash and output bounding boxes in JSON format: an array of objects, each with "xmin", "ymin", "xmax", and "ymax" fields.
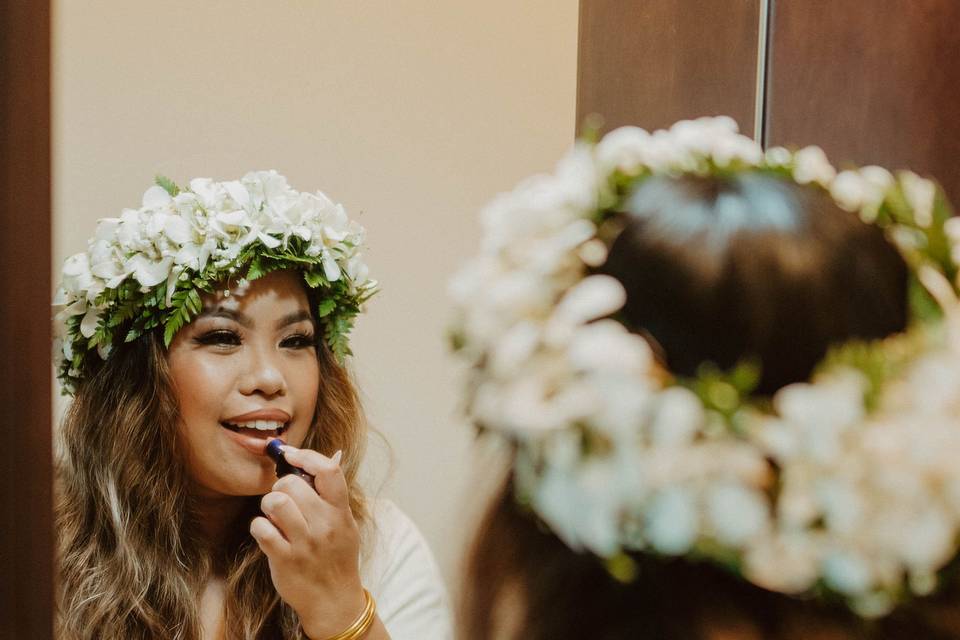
[{"xmin": 194, "ymin": 330, "xmax": 316, "ymax": 349}]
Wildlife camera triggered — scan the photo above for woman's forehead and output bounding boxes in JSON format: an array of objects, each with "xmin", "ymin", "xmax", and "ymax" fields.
[{"xmin": 202, "ymin": 270, "xmax": 312, "ymax": 316}]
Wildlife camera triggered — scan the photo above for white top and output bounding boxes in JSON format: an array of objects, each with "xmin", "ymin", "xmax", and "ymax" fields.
[{"xmin": 359, "ymin": 499, "xmax": 454, "ymax": 640}]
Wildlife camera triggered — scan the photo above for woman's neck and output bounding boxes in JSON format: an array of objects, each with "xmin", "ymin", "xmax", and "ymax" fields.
[{"xmin": 190, "ymin": 489, "xmax": 250, "ymax": 553}]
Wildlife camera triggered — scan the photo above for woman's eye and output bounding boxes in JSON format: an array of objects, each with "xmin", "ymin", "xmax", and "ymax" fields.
[
  {"xmin": 281, "ymin": 333, "xmax": 317, "ymax": 349},
  {"xmin": 195, "ymin": 330, "xmax": 241, "ymax": 347}
]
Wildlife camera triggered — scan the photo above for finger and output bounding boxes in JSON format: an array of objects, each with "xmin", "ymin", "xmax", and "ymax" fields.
[
  {"xmin": 250, "ymin": 515, "xmax": 291, "ymax": 557},
  {"xmin": 280, "ymin": 446, "xmax": 350, "ymax": 509},
  {"xmin": 271, "ymin": 474, "xmax": 345, "ymax": 541},
  {"xmin": 261, "ymin": 488, "xmax": 310, "ymax": 542}
]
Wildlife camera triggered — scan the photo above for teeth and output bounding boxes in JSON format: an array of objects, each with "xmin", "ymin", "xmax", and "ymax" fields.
[{"xmin": 226, "ymin": 420, "xmax": 286, "ymax": 431}]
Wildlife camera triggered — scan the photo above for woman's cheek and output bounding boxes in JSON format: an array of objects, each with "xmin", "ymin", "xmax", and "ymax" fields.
[{"xmin": 291, "ymin": 356, "xmax": 320, "ymax": 420}]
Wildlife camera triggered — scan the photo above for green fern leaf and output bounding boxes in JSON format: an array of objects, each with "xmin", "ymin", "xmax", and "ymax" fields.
[{"xmin": 155, "ymin": 175, "xmax": 181, "ymax": 196}]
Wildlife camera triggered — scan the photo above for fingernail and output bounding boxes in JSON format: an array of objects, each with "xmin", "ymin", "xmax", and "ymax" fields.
[{"xmin": 331, "ymin": 450, "xmax": 343, "ymax": 466}]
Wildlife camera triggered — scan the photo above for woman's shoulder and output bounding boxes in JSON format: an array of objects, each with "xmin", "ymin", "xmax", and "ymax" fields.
[
  {"xmin": 360, "ymin": 498, "xmax": 453, "ymax": 639},
  {"xmin": 360, "ymin": 497, "xmax": 439, "ymax": 587}
]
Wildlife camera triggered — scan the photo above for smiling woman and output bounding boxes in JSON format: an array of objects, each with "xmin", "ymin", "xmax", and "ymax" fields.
[
  {"xmin": 53, "ymin": 173, "xmax": 452, "ymax": 639},
  {"xmin": 167, "ymin": 272, "xmax": 321, "ymax": 489}
]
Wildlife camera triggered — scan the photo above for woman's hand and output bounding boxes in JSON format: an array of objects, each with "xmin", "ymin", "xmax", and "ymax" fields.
[{"xmin": 250, "ymin": 446, "xmax": 369, "ymax": 639}]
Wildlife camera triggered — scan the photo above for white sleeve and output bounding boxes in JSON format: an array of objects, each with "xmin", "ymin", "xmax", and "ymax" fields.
[{"xmin": 359, "ymin": 499, "xmax": 454, "ymax": 640}]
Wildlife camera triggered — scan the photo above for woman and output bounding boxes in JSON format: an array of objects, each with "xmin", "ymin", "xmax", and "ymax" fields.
[
  {"xmin": 451, "ymin": 118, "xmax": 960, "ymax": 638},
  {"xmin": 54, "ymin": 171, "xmax": 452, "ymax": 639}
]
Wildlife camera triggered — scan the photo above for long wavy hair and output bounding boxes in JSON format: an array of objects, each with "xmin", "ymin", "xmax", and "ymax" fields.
[{"xmin": 55, "ymin": 298, "xmax": 370, "ymax": 639}]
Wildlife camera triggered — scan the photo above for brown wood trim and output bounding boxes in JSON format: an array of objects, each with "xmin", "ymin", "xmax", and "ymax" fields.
[
  {"xmin": 577, "ymin": 0, "xmax": 761, "ymax": 137},
  {"xmin": 766, "ymin": 0, "xmax": 960, "ymax": 204},
  {"xmin": 0, "ymin": 0, "xmax": 54, "ymax": 638}
]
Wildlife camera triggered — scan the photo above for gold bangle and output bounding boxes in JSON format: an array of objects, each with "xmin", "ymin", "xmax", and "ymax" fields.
[{"xmin": 321, "ymin": 589, "xmax": 377, "ymax": 640}]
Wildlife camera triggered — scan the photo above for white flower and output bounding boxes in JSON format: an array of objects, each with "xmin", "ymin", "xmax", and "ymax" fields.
[
  {"xmin": 533, "ymin": 459, "xmax": 624, "ymax": 556},
  {"xmin": 897, "ymin": 508, "xmax": 953, "ymax": 571},
  {"xmin": 643, "ymin": 129, "xmax": 695, "ymax": 173},
  {"xmin": 550, "ymin": 275, "xmax": 626, "ymax": 329},
  {"xmin": 823, "ymin": 551, "xmax": 872, "ymax": 596},
  {"xmin": 773, "ymin": 373, "xmax": 865, "ymax": 462},
  {"xmin": 566, "ymin": 320, "xmax": 652, "ymax": 374},
  {"xmin": 648, "ymin": 387, "xmax": 703, "ymax": 447},
  {"xmin": 344, "ymin": 254, "xmax": 370, "ymax": 285},
  {"xmin": 163, "ymin": 214, "xmax": 193, "ymax": 245},
  {"xmin": 645, "ymin": 487, "xmax": 699, "ymax": 555},
  {"xmin": 816, "ymin": 478, "xmax": 864, "ymax": 535},
  {"xmin": 61, "ymin": 253, "xmax": 96, "ymax": 296},
  {"xmin": 80, "ymin": 306, "xmax": 102, "ymax": 338},
  {"xmin": 710, "ymin": 134, "xmax": 764, "ymax": 166},
  {"xmin": 706, "ymin": 483, "xmax": 770, "ymax": 547},
  {"xmin": 321, "ymin": 251, "xmax": 342, "ymax": 282},
  {"xmin": 792, "ymin": 146, "xmax": 836, "ymax": 186},
  {"xmin": 830, "ymin": 170, "xmax": 870, "ymax": 211},
  {"xmin": 744, "ymin": 533, "xmax": 819, "ymax": 593},
  {"xmin": 859, "ymin": 165, "xmax": 895, "ymax": 193},
  {"xmin": 945, "ymin": 217, "xmax": 960, "ymax": 244},
  {"xmin": 488, "ymin": 321, "xmax": 541, "ymax": 377},
  {"xmin": 764, "ymin": 146, "xmax": 792, "ymax": 167},
  {"xmin": 899, "ymin": 171, "xmax": 936, "ymax": 228},
  {"xmin": 595, "ymin": 125, "xmax": 651, "ymax": 174},
  {"xmin": 126, "ymin": 255, "xmax": 174, "ymax": 287},
  {"xmin": 589, "ymin": 374, "xmax": 655, "ymax": 441},
  {"xmin": 670, "ymin": 116, "xmax": 742, "ymax": 160}
]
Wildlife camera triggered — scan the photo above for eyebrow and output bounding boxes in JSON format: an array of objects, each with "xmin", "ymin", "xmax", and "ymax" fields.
[
  {"xmin": 275, "ymin": 310, "xmax": 314, "ymax": 330},
  {"xmin": 199, "ymin": 307, "xmax": 252, "ymax": 327},
  {"xmin": 197, "ymin": 307, "xmax": 314, "ymax": 330}
]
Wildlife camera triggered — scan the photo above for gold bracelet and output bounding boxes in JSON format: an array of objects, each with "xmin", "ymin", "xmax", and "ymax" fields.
[{"xmin": 321, "ymin": 589, "xmax": 377, "ymax": 640}]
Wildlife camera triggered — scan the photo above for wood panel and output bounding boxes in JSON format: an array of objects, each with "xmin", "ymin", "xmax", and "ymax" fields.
[
  {"xmin": 766, "ymin": 0, "xmax": 960, "ymax": 203},
  {"xmin": 0, "ymin": 0, "xmax": 54, "ymax": 638},
  {"xmin": 577, "ymin": 0, "xmax": 761, "ymax": 137}
]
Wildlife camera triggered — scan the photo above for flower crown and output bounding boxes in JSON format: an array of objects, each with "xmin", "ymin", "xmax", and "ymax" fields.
[
  {"xmin": 54, "ymin": 170, "xmax": 377, "ymax": 394},
  {"xmin": 449, "ymin": 116, "xmax": 960, "ymax": 617}
]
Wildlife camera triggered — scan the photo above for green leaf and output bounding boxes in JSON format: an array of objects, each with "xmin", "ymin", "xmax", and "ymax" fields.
[
  {"xmin": 303, "ymin": 270, "xmax": 327, "ymax": 288},
  {"xmin": 605, "ymin": 553, "xmax": 638, "ymax": 584},
  {"xmin": 187, "ymin": 288, "xmax": 203, "ymax": 314},
  {"xmin": 246, "ymin": 258, "xmax": 265, "ymax": 281},
  {"xmin": 316, "ymin": 299, "xmax": 337, "ymax": 318},
  {"xmin": 163, "ymin": 306, "xmax": 191, "ymax": 346},
  {"xmin": 155, "ymin": 175, "xmax": 181, "ymax": 196}
]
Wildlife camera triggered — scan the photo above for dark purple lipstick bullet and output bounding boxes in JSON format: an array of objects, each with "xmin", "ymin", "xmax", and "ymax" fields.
[{"xmin": 265, "ymin": 439, "xmax": 313, "ymax": 483}]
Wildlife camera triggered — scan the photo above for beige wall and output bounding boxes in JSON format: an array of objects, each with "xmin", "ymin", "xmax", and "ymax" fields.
[{"xmin": 53, "ymin": 1, "xmax": 578, "ymax": 587}]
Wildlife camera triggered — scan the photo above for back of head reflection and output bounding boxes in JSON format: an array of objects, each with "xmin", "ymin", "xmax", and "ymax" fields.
[{"xmin": 453, "ymin": 120, "xmax": 960, "ymax": 640}]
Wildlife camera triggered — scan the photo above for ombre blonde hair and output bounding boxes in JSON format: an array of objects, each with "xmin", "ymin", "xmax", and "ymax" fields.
[{"xmin": 55, "ymin": 310, "xmax": 370, "ymax": 639}]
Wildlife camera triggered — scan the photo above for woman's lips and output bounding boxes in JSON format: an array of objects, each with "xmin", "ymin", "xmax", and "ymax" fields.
[
  {"xmin": 223, "ymin": 408, "xmax": 293, "ymax": 423},
  {"xmin": 220, "ymin": 423, "xmax": 287, "ymax": 455}
]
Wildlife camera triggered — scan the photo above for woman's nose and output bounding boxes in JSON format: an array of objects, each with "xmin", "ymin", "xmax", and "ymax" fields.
[{"xmin": 238, "ymin": 346, "xmax": 287, "ymax": 397}]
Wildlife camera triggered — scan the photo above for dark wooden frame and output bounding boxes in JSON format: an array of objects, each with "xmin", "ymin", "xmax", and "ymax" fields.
[{"xmin": 0, "ymin": 0, "xmax": 54, "ymax": 638}]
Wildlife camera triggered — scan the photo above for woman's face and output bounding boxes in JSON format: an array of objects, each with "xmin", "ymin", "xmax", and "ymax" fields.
[{"xmin": 167, "ymin": 270, "xmax": 320, "ymax": 497}]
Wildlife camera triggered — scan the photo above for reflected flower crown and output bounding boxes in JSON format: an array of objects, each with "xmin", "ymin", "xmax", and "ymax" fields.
[
  {"xmin": 54, "ymin": 171, "xmax": 377, "ymax": 395},
  {"xmin": 450, "ymin": 117, "xmax": 960, "ymax": 617}
]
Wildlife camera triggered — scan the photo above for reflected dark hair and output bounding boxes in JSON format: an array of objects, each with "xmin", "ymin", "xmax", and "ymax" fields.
[
  {"xmin": 602, "ymin": 173, "xmax": 908, "ymax": 393},
  {"xmin": 463, "ymin": 477, "xmax": 960, "ymax": 640},
  {"xmin": 459, "ymin": 174, "xmax": 960, "ymax": 639}
]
